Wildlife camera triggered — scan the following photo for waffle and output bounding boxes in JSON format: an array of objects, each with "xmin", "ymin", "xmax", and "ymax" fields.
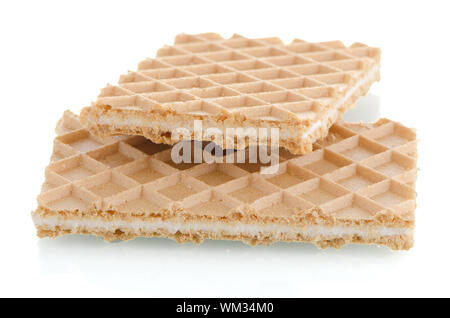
[
  {"xmin": 33, "ymin": 111, "xmax": 417, "ymax": 250},
  {"xmin": 80, "ymin": 33, "xmax": 380, "ymax": 155}
]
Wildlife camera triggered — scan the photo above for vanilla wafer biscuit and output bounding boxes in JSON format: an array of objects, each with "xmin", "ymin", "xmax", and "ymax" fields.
[
  {"xmin": 33, "ymin": 111, "xmax": 417, "ymax": 250},
  {"xmin": 80, "ymin": 33, "xmax": 380, "ymax": 155}
]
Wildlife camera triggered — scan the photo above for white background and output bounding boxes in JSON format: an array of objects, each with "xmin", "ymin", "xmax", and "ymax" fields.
[{"xmin": 0, "ymin": 0, "xmax": 449, "ymax": 297}]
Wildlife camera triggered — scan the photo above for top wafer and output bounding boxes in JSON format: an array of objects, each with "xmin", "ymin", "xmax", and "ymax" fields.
[{"xmin": 81, "ymin": 33, "xmax": 380, "ymax": 155}]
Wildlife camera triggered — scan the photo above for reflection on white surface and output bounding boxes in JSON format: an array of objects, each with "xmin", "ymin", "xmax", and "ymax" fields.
[
  {"xmin": 343, "ymin": 93, "xmax": 380, "ymax": 123},
  {"xmin": 35, "ymin": 92, "xmax": 397, "ymax": 297},
  {"xmin": 37, "ymin": 233, "xmax": 399, "ymax": 297}
]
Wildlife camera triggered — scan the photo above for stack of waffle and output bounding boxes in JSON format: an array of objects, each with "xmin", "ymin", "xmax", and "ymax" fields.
[{"xmin": 33, "ymin": 33, "xmax": 417, "ymax": 250}]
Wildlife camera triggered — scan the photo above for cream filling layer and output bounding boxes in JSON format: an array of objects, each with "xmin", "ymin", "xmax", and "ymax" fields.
[
  {"xmin": 97, "ymin": 114, "xmax": 298, "ymax": 141},
  {"xmin": 95, "ymin": 64, "xmax": 379, "ymax": 144},
  {"xmin": 33, "ymin": 215, "xmax": 411, "ymax": 239}
]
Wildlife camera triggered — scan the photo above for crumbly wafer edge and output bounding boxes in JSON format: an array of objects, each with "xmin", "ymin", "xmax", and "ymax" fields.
[
  {"xmin": 32, "ymin": 203, "xmax": 414, "ymax": 250},
  {"xmin": 80, "ymin": 64, "xmax": 379, "ymax": 155},
  {"xmin": 33, "ymin": 215, "xmax": 413, "ymax": 250},
  {"xmin": 301, "ymin": 64, "xmax": 380, "ymax": 142}
]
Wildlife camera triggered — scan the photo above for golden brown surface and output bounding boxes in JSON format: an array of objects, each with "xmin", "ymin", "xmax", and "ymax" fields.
[
  {"xmin": 80, "ymin": 32, "xmax": 380, "ymax": 154},
  {"xmin": 33, "ymin": 111, "xmax": 417, "ymax": 249}
]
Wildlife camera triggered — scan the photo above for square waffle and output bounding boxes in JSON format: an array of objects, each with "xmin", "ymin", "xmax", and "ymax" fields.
[
  {"xmin": 33, "ymin": 111, "xmax": 417, "ymax": 250},
  {"xmin": 80, "ymin": 33, "xmax": 380, "ymax": 155}
]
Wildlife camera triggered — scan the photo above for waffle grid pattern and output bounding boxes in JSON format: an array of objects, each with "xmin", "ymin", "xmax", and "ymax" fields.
[
  {"xmin": 39, "ymin": 112, "xmax": 416, "ymax": 222},
  {"xmin": 95, "ymin": 33, "xmax": 380, "ymax": 123}
]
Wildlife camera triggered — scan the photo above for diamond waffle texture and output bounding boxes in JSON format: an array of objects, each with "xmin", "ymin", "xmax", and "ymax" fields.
[
  {"xmin": 33, "ymin": 111, "xmax": 417, "ymax": 250},
  {"xmin": 80, "ymin": 33, "xmax": 381, "ymax": 155}
]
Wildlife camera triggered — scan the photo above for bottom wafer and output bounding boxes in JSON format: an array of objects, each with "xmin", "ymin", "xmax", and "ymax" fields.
[{"xmin": 33, "ymin": 111, "xmax": 417, "ymax": 250}]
